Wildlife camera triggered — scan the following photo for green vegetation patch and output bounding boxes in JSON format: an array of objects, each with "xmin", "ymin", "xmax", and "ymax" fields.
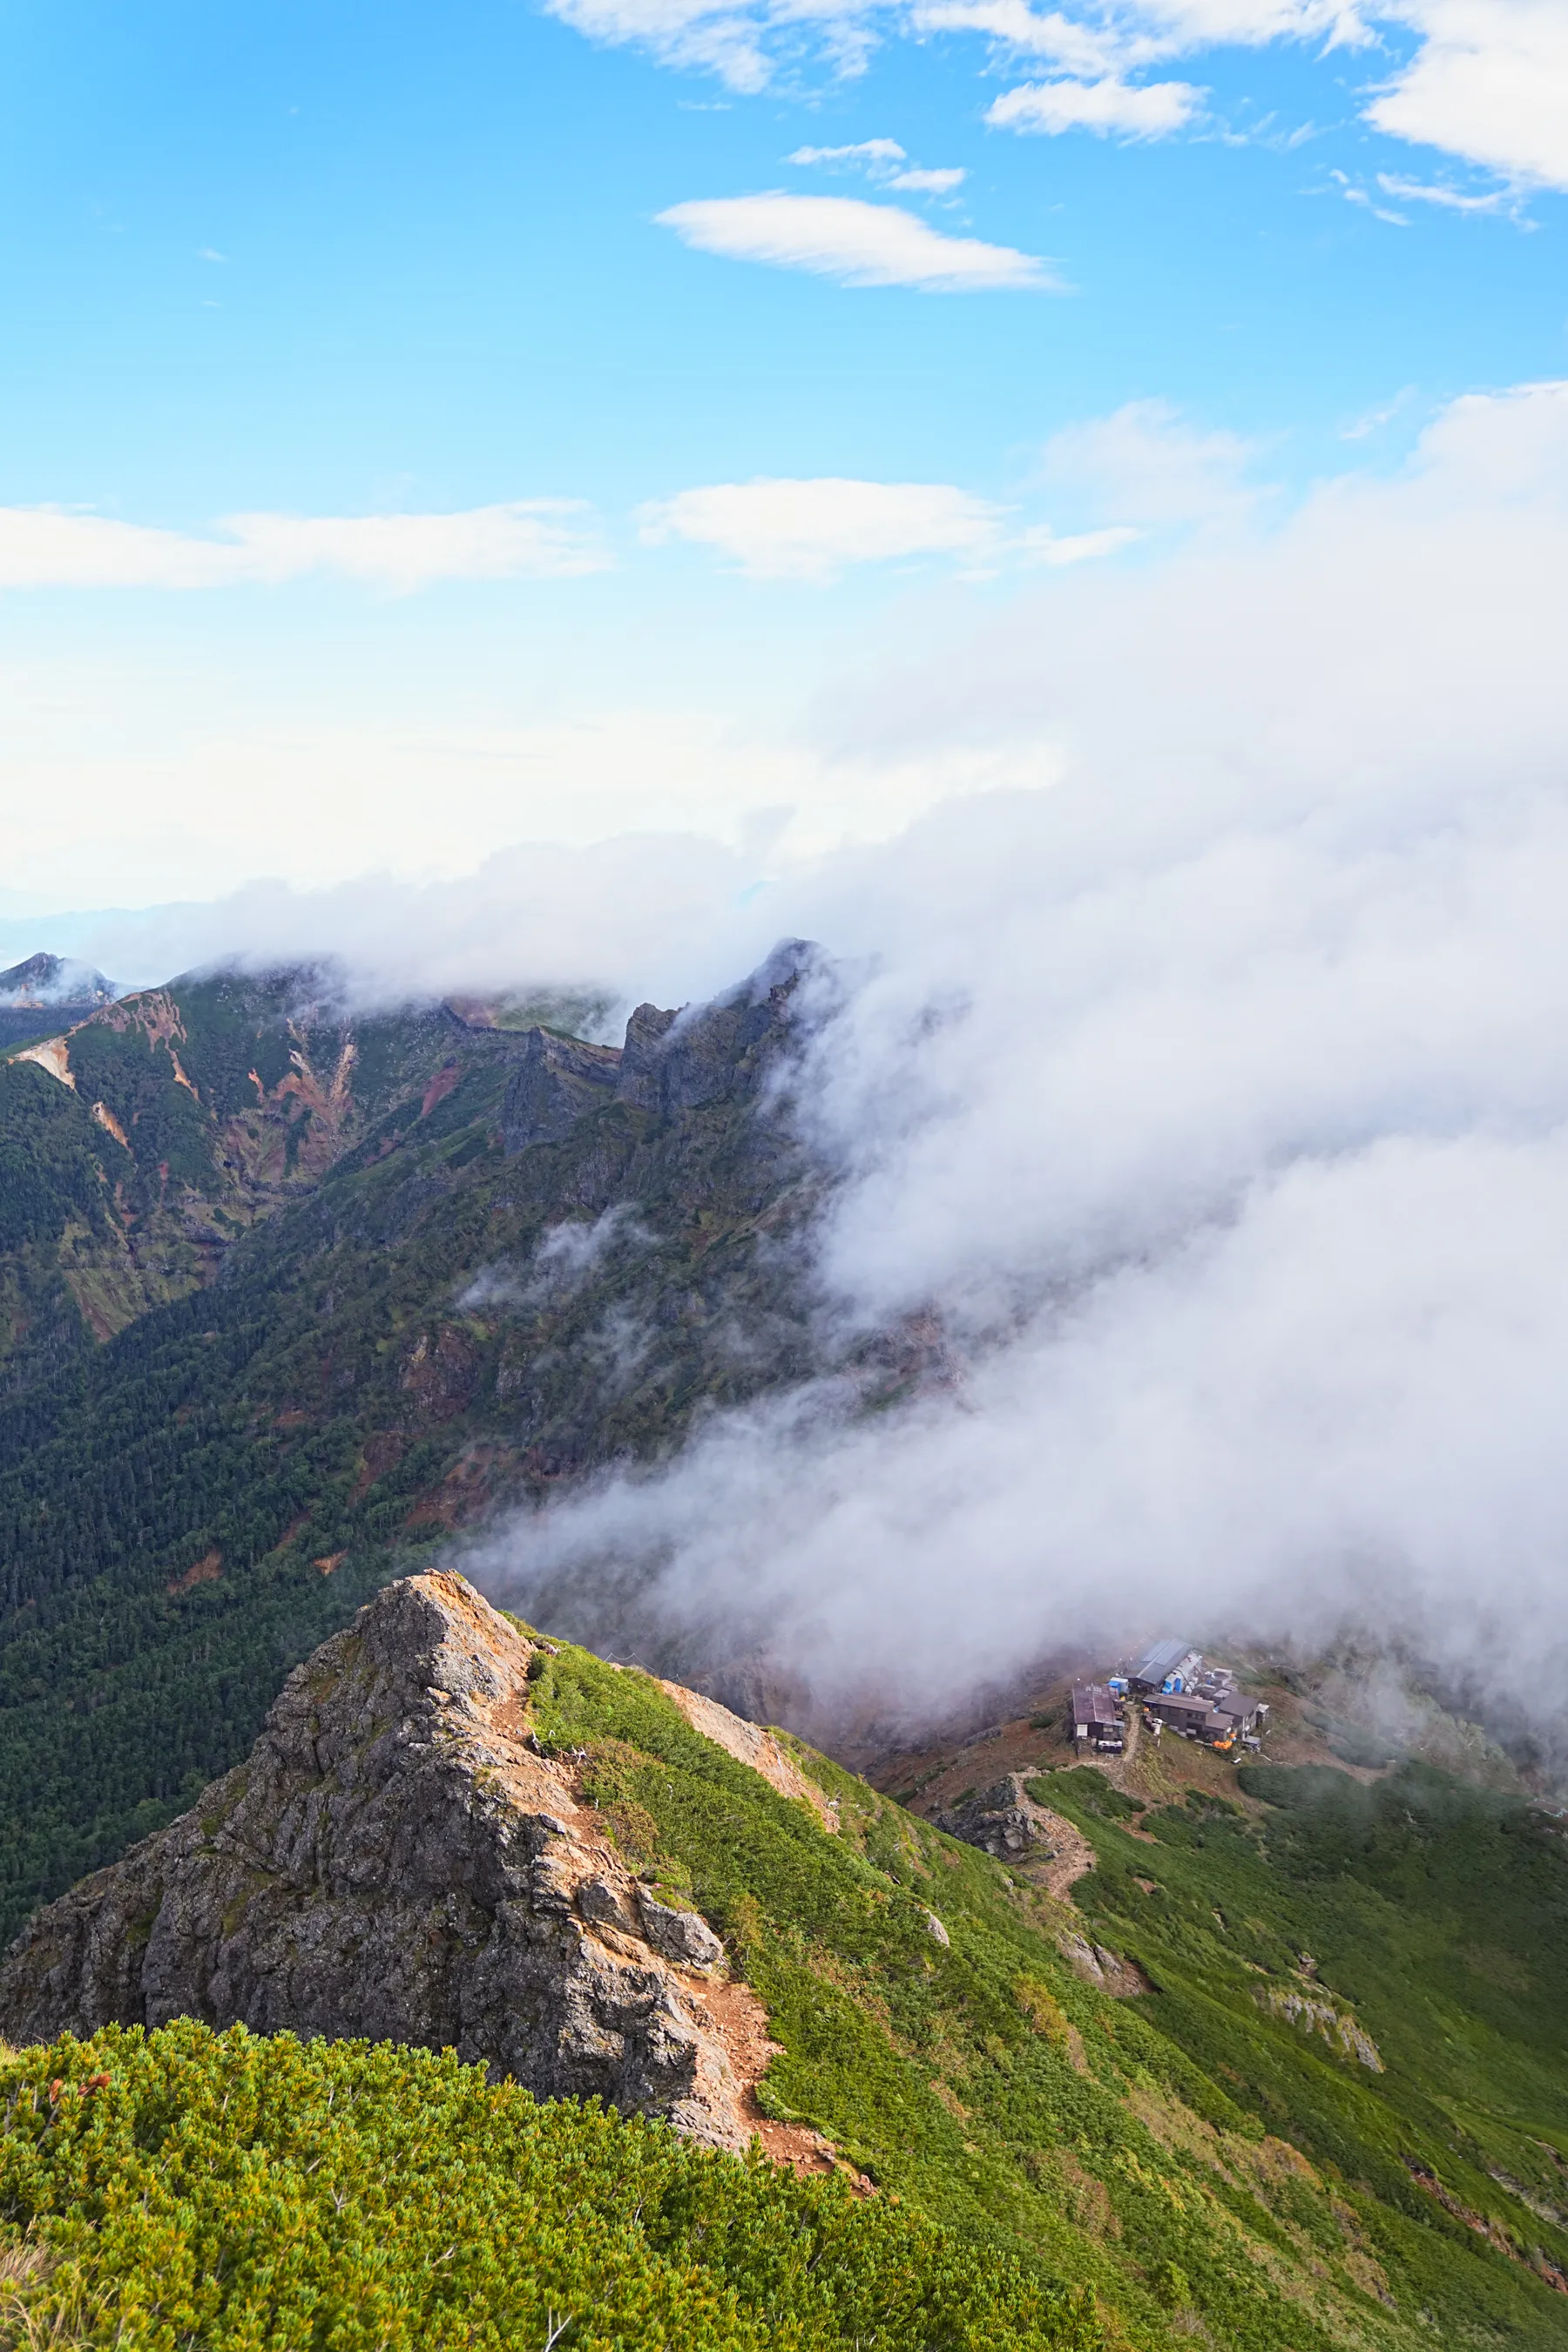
[
  {"xmin": 1025, "ymin": 1770, "xmax": 1146, "ymax": 1822},
  {"xmin": 524, "ymin": 1641, "xmax": 1497, "ymax": 2352},
  {"xmin": 0, "ymin": 2021, "xmax": 1098, "ymax": 2350},
  {"xmin": 1039, "ymin": 1758, "xmax": 1568, "ymax": 2342}
]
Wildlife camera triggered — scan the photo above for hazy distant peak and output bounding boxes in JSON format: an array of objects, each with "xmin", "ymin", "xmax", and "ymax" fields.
[{"xmin": 0, "ymin": 951, "xmax": 118, "ymax": 1010}]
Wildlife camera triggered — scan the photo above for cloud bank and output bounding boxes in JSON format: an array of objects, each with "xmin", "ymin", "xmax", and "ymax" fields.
[{"xmin": 434, "ymin": 376, "xmax": 1568, "ymax": 1749}]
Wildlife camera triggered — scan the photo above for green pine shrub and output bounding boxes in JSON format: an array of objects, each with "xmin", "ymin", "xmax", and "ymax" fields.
[{"xmin": 0, "ymin": 2021, "xmax": 1102, "ymax": 2351}]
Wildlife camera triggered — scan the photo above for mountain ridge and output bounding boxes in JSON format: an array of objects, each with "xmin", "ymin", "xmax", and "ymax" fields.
[{"xmin": 4, "ymin": 1567, "xmax": 1567, "ymax": 2349}]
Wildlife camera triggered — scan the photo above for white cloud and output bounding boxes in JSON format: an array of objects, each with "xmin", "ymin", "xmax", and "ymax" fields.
[
  {"xmin": 1340, "ymin": 385, "xmax": 1416, "ymax": 438},
  {"xmin": 988, "ymin": 74, "xmax": 1204, "ymax": 134},
  {"xmin": 545, "ymin": 0, "xmax": 1568, "ymax": 191},
  {"xmin": 1375, "ymin": 167, "xmax": 1517, "ymax": 211},
  {"xmin": 654, "ymin": 193, "xmax": 1059, "ymax": 289},
  {"xmin": 1368, "ymin": 0, "xmax": 1568, "ymax": 190},
  {"xmin": 544, "ymin": 0, "xmax": 777, "ymax": 91},
  {"xmin": 909, "ymin": 0, "xmax": 1154, "ymax": 70},
  {"xmin": 889, "ymin": 165, "xmax": 968, "ymax": 190},
  {"xmin": 0, "ymin": 501, "xmax": 610, "ymax": 592},
  {"xmin": 1337, "ymin": 172, "xmax": 1413, "ymax": 223},
  {"xmin": 787, "ymin": 138, "xmax": 908, "ymax": 166},
  {"xmin": 639, "ymin": 477, "xmax": 1008, "ymax": 577}
]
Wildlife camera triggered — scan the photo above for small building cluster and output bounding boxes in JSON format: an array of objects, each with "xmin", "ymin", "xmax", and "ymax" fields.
[{"xmin": 1066, "ymin": 1641, "xmax": 1269, "ymax": 1756}]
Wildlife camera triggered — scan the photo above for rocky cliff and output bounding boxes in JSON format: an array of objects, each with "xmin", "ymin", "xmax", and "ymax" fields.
[{"xmin": 0, "ymin": 1572, "xmax": 796, "ymax": 2151}]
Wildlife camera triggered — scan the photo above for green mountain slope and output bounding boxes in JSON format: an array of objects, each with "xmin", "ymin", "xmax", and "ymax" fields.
[
  {"xmin": 0, "ymin": 958, "xmax": 826, "ymax": 1938},
  {"xmin": 6, "ymin": 1611, "xmax": 1565, "ymax": 2351},
  {"xmin": 519, "ymin": 1637, "xmax": 1568, "ymax": 2351},
  {"xmin": 0, "ymin": 969, "xmax": 479, "ymax": 1386},
  {"xmin": 1027, "ymin": 1760, "xmax": 1568, "ymax": 2332}
]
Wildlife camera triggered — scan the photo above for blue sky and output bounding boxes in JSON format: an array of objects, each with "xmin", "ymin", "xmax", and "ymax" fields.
[{"xmin": 3, "ymin": 0, "xmax": 1566, "ymax": 922}]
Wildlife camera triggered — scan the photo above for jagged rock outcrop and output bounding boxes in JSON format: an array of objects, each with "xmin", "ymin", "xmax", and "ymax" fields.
[
  {"xmin": 621, "ymin": 940, "xmax": 821, "ymax": 1119},
  {"xmin": 500, "ymin": 1029, "xmax": 624, "ymax": 1152},
  {"xmin": 0, "ymin": 1573, "xmax": 770, "ymax": 2148},
  {"xmin": 613, "ymin": 1001, "xmax": 680, "ymax": 1110},
  {"xmin": 497, "ymin": 940, "xmax": 820, "ymax": 1154},
  {"xmin": 936, "ymin": 1773, "xmax": 1061, "ymax": 1861}
]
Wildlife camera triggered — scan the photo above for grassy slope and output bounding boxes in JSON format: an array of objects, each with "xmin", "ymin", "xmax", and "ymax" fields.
[
  {"xmin": 522, "ymin": 1635, "xmax": 1568, "ymax": 2352},
  {"xmin": 1024, "ymin": 1761, "xmax": 1568, "ymax": 2343}
]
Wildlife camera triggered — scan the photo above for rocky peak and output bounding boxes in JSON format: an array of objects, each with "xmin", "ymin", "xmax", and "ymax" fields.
[
  {"xmin": 498, "ymin": 939, "xmax": 822, "ymax": 1152},
  {"xmin": 0, "ymin": 952, "xmax": 117, "ymax": 1010},
  {"xmin": 0, "ymin": 1573, "xmax": 787, "ymax": 2151},
  {"xmin": 500, "ymin": 1027, "xmax": 625, "ymax": 1152},
  {"xmin": 0, "ymin": 952, "xmax": 118, "ymax": 1050}
]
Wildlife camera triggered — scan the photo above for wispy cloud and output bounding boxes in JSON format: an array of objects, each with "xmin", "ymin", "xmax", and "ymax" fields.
[
  {"xmin": 889, "ymin": 166, "xmax": 967, "ymax": 191},
  {"xmin": 545, "ymin": 0, "xmax": 1568, "ymax": 193},
  {"xmin": 787, "ymin": 139, "xmax": 966, "ymax": 192},
  {"xmin": 1376, "ymin": 170, "xmax": 1519, "ymax": 215},
  {"xmin": 1340, "ymin": 386, "xmax": 1416, "ymax": 440},
  {"xmin": 988, "ymin": 74, "xmax": 1203, "ymax": 137},
  {"xmin": 0, "ymin": 501, "xmax": 612, "ymax": 591},
  {"xmin": 787, "ymin": 139, "xmax": 907, "ymax": 169},
  {"xmin": 655, "ymin": 193, "xmax": 1059, "ymax": 290},
  {"xmin": 1331, "ymin": 167, "xmax": 1409, "ymax": 225}
]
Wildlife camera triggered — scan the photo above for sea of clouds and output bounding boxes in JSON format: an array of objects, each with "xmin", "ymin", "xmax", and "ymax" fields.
[
  {"xmin": 40, "ymin": 379, "xmax": 1568, "ymax": 1744},
  {"xmin": 468, "ymin": 382, "xmax": 1568, "ymax": 1745}
]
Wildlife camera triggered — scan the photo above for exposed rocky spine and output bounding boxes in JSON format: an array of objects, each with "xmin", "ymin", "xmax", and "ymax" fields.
[{"xmin": 0, "ymin": 1573, "xmax": 774, "ymax": 2149}]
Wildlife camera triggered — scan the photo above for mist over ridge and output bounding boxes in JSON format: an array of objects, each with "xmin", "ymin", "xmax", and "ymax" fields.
[
  {"xmin": 18, "ymin": 379, "xmax": 1568, "ymax": 1755},
  {"xmin": 453, "ymin": 383, "xmax": 1568, "ymax": 1749}
]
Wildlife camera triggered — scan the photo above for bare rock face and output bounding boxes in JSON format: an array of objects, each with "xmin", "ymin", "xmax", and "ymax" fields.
[
  {"xmin": 936, "ymin": 1774, "xmax": 1061, "ymax": 1861},
  {"xmin": 0, "ymin": 1573, "xmax": 763, "ymax": 2148},
  {"xmin": 501, "ymin": 1029, "xmax": 623, "ymax": 1152}
]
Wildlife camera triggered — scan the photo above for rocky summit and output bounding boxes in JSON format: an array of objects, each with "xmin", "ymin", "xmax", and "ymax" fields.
[{"xmin": 0, "ymin": 1571, "xmax": 783, "ymax": 2150}]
